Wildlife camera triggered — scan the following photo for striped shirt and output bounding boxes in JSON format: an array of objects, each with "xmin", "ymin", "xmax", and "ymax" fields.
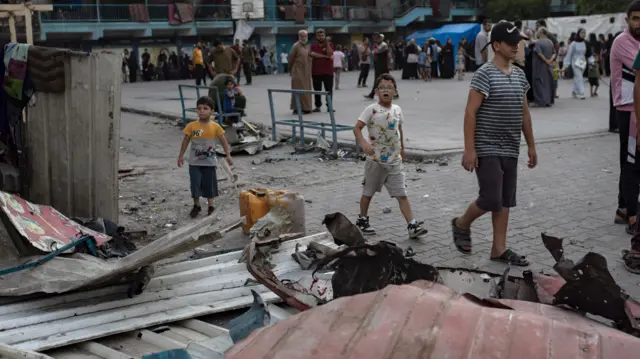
[{"xmin": 470, "ymin": 62, "xmax": 530, "ymax": 158}]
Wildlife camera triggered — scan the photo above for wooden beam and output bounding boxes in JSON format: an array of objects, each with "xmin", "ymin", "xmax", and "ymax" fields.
[
  {"xmin": 0, "ymin": 4, "xmax": 53, "ymax": 13},
  {"xmin": 23, "ymin": 7, "xmax": 33, "ymax": 44},
  {"xmin": 8, "ymin": 13, "xmax": 16, "ymax": 43}
]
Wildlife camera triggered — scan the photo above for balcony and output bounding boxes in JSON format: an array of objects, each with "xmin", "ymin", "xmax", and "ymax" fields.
[
  {"xmin": 550, "ymin": 0, "xmax": 577, "ymax": 13},
  {"xmin": 39, "ymin": 3, "xmax": 395, "ymax": 24}
]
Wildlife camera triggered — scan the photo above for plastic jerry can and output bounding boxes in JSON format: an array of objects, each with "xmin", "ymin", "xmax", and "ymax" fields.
[
  {"xmin": 239, "ymin": 189, "xmax": 271, "ymax": 234},
  {"xmin": 266, "ymin": 190, "xmax": 306, "ymax": 235}
]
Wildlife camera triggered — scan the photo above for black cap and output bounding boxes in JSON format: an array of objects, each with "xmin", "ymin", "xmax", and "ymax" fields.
[{"xmin": 490, "ymin": 21, "xmax": 527, "ymax": 45}]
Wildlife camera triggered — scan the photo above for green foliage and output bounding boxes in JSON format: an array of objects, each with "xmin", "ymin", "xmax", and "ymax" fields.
[{"xmin": 576, "ymin": 0, "xmax": 627, "ymax": 15}]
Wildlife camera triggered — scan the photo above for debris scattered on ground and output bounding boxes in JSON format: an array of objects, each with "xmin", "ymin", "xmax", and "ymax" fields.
[{"xmin": 382, "ymin": 207, "xmax": 391, "ymax": 214}]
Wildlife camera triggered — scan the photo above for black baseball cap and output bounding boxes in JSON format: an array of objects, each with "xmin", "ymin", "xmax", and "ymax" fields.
[{"xmin": 490, "ymin": 21, "xmax": 527, "ymax": 45}]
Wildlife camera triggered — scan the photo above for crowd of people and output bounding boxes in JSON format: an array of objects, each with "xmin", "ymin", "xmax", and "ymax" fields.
[{"xmin": 120, "ymin": 42, "xmax": 279, "ymax": 84}]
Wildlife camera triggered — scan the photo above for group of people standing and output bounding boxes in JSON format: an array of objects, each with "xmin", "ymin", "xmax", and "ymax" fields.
[{"xmin": 400, "ymin": 38, "xmax": 459, "ymax": 80}]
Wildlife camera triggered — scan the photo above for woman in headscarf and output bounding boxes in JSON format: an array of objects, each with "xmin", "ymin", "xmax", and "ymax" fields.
[
  {"xmin": 402, "ymin": 39, "xmax": 419, "ymax": 80},
  {"xmin": 440, "ymin": 38, "xmax": 455, "ymax": 79},
  {"xmin": 563, "ymin": 28, "xmax": 591, "ymax": 100},
  {"xmin": 349, "ymin": 43, "xmax": 359, "ymax": 71},
  {"xmin": 532, "ymin": 27, "xmax": 555, "ymax": 107}
]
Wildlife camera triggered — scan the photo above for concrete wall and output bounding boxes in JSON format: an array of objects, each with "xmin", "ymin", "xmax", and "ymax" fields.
[{"xmin": 26, "ymin": 51, "xmax": 121, "ymax": 221}]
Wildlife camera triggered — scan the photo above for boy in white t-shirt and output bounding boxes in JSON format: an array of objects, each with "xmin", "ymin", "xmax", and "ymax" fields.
[
  {"xmin": 333, "ymin": 45, "xmax": 345, "ymax": 90},
  {"xmin": 353, "ymin": 73, "xmax": 428, "ymax": 239}
]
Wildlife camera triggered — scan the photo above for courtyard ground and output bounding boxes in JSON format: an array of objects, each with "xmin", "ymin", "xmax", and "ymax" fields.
[
  {"xmin": 118, "ymin": 108, "xmax": 640, "ymax": 297},
  {"xmin": 121, "ymin": 70, "xmax": 611, "ymax": 154}
]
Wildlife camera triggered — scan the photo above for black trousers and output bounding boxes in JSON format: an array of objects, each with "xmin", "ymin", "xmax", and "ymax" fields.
[
  {"xmin": 194, "ymin": 64, "xmax": 206, "ymax": 86},
  {"xmin": 609, "ymin": 86, "xmax": 618, "ymax": 132},
  {"xmin": 358, "ymin": 64, "xmax": 370, "ymax": 86},
  {"xmin": 312, "ymin": 74, "xmax": 333, "ymax": 108},
  {"xmin": 618, "ymin": 110, "xmax": 631, "ymax": 210},
  {"xmin": 243, "ymin": 63, "xmax": 253, "ymax": 84}
]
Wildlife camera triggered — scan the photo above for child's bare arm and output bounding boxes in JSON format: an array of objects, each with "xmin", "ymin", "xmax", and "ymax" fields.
[
  {"xmin": 177, "ymin": 135, "xmax": 190, "ymax": 166},
  {"xmin": 399, "ymin": 124, "xmax": 405, "ymax": 160},
  {"xmin": 218, "ymin": 134, "xmax": 233, "ymax": 165}
]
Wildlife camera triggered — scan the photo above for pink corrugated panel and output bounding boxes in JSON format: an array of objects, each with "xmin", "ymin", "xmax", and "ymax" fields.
[{"xmin": 226, "ymin": 280, "xmax": 640, "ymax": 359}]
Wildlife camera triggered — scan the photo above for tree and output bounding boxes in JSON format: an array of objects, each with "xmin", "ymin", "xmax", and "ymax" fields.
[
  {"xmin": 575, "ymin": 0, "xmax": 627, "ymax": 15},
  {"xmin": 485, "ymin": 0, "xmax": 549, "ymax": 22}
]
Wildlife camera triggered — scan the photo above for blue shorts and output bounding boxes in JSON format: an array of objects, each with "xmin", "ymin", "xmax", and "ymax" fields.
[{"xmin": 189, "ymin": 165, "xmax": 219, "ymax": 199}]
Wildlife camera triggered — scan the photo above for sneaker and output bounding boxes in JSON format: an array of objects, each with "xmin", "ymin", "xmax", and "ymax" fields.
[
  {"xmin": 207, "ymin": 206, "xmax": 215, "ymax": 216},
  {"xmin": 393, "ymin": 94, "xmax": 399, "ymax": 99},
  {"xmin": 189, "ymin": 205, "xmax": 202, "ymax": 218},
  {"xmin": 356, "ymin": 215, "xmax": 376, "ymax": 235},
  {"xmin": 363, "ymin": 95, "xmax": 374, "ymax": 100},
  {"xmin": 313, "ymin": 107, "xmax": 321, "ymax": 113},
  {"xmin": 408, "ymin": 220, "xmax": 428, "ymax": 239}
]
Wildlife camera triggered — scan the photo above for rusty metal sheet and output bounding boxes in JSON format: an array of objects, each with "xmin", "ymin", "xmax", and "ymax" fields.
[{"xmin": 226, "ymin": 280, "xmax": 640, "ymax": 359}]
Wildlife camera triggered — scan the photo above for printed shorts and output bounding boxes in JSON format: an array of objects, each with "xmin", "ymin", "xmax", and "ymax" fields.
[{"xmin": 362, "ymin": 160, "xmax": 407, "ymax": 197}]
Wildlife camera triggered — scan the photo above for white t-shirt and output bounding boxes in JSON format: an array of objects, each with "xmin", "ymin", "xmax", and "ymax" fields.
[
  {"xmin": 280, "ymin": 52, "xmax": 288, "ymax": 64},
  {"xmin": 357, "ymin": 103, "xmax": 404, "ymax": 164},
  {"xmin": 333, "ymin": 51, "xmax": 345, "ymax": 68}
]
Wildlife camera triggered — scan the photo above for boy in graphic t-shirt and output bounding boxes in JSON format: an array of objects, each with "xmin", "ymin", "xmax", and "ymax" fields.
[
  {"xmin": 353, "ymin": 73, "xmax": 428, "ymax": 239},
  {"xmin": 451, "ymin": 22, "xmax": 537, "ymax": 266},
  {"xmin": 178, "ymin": 96, "xmax": 233, "ymax": 218}
]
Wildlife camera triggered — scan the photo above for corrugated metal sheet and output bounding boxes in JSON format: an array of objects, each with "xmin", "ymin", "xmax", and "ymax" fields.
[
  {"xmin": 26, "ymin": 51, "xmax": 121, "ymax": 221},
  {"xmin": 0, "ymin": 232, "xmax": 335, "ymax": 352},
  {"xmin": 226, "ymin": 280, "xmax": 640, "ymax": 359}
]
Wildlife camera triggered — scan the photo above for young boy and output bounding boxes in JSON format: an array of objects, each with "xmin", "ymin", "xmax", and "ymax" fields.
[
  {"xmin": 353, "ymin": 73, "xmax": 428, "ymax": 239},
  {"xmin": 588, "ymin": 54, "xmax": 601, "ymax": 97},
  {"xmin": 178, "ymin": 96, "xmax": 233, "ymax": 218},
  {"xmin": 418, "ymin": 48, "xmax": 427, "ymax": 80},
  {"xmin": 451, "ymin": 22, "xmax": 537, "ymax": 266}
]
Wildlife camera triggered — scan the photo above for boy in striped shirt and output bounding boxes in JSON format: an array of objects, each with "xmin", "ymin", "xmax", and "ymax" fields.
[{"xmin": 451, "ymin": 22, "xmax": 537, "ymax": 266}]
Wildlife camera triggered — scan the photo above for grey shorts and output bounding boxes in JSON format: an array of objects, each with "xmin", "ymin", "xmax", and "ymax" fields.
[
  {"xmin": 362, "ymin": 160, "xmax": 407, "ymax": 197},
  {"xmin": 475, "ymin": 156, "xmax": 518, "ymax": 212},
  {"xmin": 189, "ymin": 165, "xmax": 219, "ymax": 199}
]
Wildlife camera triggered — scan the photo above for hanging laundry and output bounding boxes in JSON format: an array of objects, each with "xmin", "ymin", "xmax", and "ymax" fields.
[{"xmin": 3, "ymin": 43, "xmax": 31, "ymax": 101}]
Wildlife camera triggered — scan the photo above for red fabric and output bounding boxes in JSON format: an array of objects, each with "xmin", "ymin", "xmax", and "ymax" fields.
[{"xmin": 310, "ymin": 42, "xmax": 335, "ymax": 76}]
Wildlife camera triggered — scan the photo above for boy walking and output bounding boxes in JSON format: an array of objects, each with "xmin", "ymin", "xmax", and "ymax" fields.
[
  {"xmin": 178, "ymin": 96, "xmax": 233, "ymax": 218},
  {"xmin": 353, "ymin": 73, "xmax": 428, "ymax": 239},
  {"xmin": 451, "ymin": 22, "xmax": 537, "ymax": 266}
]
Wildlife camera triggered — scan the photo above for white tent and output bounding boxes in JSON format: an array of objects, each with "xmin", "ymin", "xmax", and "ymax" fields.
[{"xmin": 523, "ymin": 13, "xmax": 627, "ymax": 44}]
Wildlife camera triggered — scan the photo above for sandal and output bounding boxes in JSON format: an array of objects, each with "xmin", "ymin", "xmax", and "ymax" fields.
[
  {"xmin": 622, "ymin": 250, "xmax": 640, "ymax": 274},
  {"xmin": 451, "ymin": 217, "xmax": 472, "ymax": 254},
  {"xmin": 615, "ymin": 209, "xmax": 628, "ymax": 224},
  {"xmin": 627, "ymin": 222, "xmax": 636, "ymax": 235},
  {"xmin": 490, "ymin": 249, "xmax": 530, "ymax": 266}
]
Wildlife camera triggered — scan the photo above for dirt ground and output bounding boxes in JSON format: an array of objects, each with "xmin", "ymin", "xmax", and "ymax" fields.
[{"xmin": 117, "ymin": 112, "xmax": 448, "ymax": 253}]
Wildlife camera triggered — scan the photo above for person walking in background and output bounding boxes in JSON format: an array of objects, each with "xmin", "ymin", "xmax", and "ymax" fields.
[
  {"xmin": 231, "ymin": 39, "xmax": 242, "ymax": 83},
  {"xmin": 588, "ymin": 54, "xmax": 602, "ymax": 97},
  {"xmin": 430, "ymin": 39, "xmax": 440, "ymax": 79},
  {"xmin": 280, "ymin": 48, "xmax": 288, "ymax": 74},
  {"xmin": 289, "ymin": 30, "xmax": 313, "ymax": 115},
  {"xmin": 333, "ymin": 45, "xmax": 345, "ymax": 90},
  {"xmin": 532, "ymin": 27, "xmax": 555, "ymax": 107},
  {"xmin": 365, "ymin": 33, "xmax": 392, "ymax": 99},
  {"xmin": 611, "ymin": 0, "xmax": 640, "ymax": 232},
  {"xmin": 474, "ymin": 18, "xmax": 492, "ymax": 70},
  {"xmin": 357, "ymin": 37, "xmax": 371, "ymax": 88},
  {"xmin": 563, "ymin": 28, "xmax": 590, "ymax": 100},
  {"xmin": 557, "ymin": 41, "xmax": 567, "ymax": 71},
  {"xmin": 192, "ymin": 42, "xmax": 206, "ymax": 86},
  {"xmin": 241, "ymin": 40, "xmax": 254, "ymax": 85},
  {"xmin": 310, "ymin": 28, "xmax": 335, "ymax": 112},
  {"xmin": 350, "ymin": 43, "xmax": 359, "ymax": 71},
  {"xmin": 456, "ymin": 45, "xmax": 466, "ymax": 81},
  {"xmin": 440, "ymin": 38, "xmax": 455, "ymax": 79}
]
